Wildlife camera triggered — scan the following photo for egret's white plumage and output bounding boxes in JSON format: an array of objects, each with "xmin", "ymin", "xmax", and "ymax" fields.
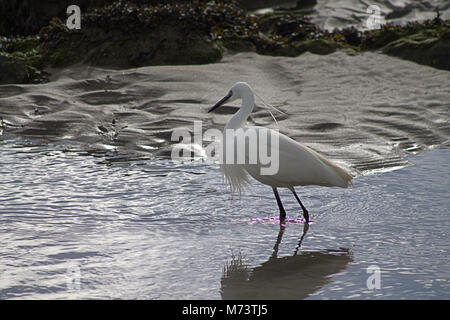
[
  {"xmin": 208, "ymin": 82, "xmax": 352, "ymax": 222},
  {"xmin": 243, "ymin": 129, "xmax": 352, "ymax": 188}
]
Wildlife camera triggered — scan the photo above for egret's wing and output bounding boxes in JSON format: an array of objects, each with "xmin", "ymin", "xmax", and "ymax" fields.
[
  {"xmin": 241, "ymin": 127, "xmax": 352, "ymax": 188},
  {"xmin": 275, "ymin": 131, "xmax": 352, "ymax": 187}
]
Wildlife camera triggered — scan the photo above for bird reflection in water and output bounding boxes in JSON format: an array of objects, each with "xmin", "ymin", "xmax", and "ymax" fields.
[{"xmin": 221, "ymin": 224, "xmax": 352, "ymax": 299}]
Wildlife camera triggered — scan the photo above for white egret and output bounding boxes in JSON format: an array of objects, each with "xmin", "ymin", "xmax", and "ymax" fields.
[{"xmin": 208, "ymin": 82, "xmax": 352, "ymax": 223}]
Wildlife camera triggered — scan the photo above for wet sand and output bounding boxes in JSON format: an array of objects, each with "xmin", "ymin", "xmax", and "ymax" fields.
[{"xmin": 1, "ymin": 51, "xmax": 449, "ymax": 175}]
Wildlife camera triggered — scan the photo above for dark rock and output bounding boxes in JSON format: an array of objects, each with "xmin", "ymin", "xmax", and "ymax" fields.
[
  {"xmin": 0, "ymin": 0, "xmax": 213, "ymax": 37},
  {"xmin": 302, "ymin": 38, "xmax": 337, "ymax": 54},
  {"xmin": 361, "ymin": 26, "xmax": 403, "ymax": 50},
  {"xmin": 0, "ymin": 0, "xmax": 111, "ymax": 37},
  {"xmin": 1, "ymin": 0, "xmax": 449, "ymax": 86},
  {"xmin": 340, "ymin": 27, "xmax": 362, "ymax": 46},
  {"xmin": 36, "ymin": 1, "xmax": 261, "ymax": 68},
  {"xmin": 295, "ymin": 0, "xmax": 317, "ymax": 10},
  {"xmin": 382, "ymin": 34, "xmax": 450, "ymax": 70},
  {"xmin": 360, "ymin": 18, "xmax": 450, "ymax": 70},
  {"xmin": 223, "ymin": 37, "xmax": 256, "ymax": 52},
  {"xmin": 0, "ymin": 52, "xmax": 39, "ymax": 84}
]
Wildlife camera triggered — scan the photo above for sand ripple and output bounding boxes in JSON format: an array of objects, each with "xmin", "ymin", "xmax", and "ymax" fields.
[{"xmin": 0, "ymin": 52, "xmax": 449, "ymax": 174}]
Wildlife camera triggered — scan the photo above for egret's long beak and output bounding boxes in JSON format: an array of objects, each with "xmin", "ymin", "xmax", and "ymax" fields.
[{"xmin": 208, "ymin": 91, "xmax": 232, "ymax": 113}]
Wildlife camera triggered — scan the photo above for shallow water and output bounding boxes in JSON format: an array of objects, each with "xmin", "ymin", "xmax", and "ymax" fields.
[{"xmin": 0, "ymin": 138, "xmax": 449, "ymax": 299}]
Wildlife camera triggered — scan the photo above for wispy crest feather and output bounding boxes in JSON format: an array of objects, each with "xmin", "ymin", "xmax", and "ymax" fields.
[{"xmin": 253, "ymin": 91, "xmax": 287, "ymax": 126}]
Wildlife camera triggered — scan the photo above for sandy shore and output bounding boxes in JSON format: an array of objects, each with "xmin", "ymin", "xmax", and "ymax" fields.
[{"xmin": 1, "ymin": 50, "xmax": 449, "ymax": 175}]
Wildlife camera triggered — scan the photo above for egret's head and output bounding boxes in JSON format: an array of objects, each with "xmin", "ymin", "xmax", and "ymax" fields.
[{"xmin": 208, "ymin": 82, "xmax": 252, "ymax": 113}]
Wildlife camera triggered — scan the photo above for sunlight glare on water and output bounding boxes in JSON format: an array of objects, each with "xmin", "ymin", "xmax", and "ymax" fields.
[{"xmin": 0, "ymin": 139, "xmax": 449, "ymax": 299}]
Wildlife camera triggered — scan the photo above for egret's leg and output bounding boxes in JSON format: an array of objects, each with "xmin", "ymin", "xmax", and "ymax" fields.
[
  {"xmin": 289, "ymin": 187, "xmax": 309, "ymax": 222},
  {"xmin": 272, "ymin": 187, "xmax": 286, "ymax": 220}
]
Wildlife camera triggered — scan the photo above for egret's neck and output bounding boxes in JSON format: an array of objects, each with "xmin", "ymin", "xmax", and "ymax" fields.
[{"xmin": 225, "ymin": 92, "xmax": 254, "ymax": 130}]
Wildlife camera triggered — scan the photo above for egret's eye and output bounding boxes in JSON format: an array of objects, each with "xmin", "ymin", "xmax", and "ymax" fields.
[{"xmin": 229, "ymin": 90, "xmax": 233, "ymax": 96}]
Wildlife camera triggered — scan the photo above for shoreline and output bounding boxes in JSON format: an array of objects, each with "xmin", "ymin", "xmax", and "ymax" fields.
[
  {"xmin": 0, "ymin": 0, "xmax": 449, "ymax": 85},
  {"xmin": 1, "ymin": 50, "xmax": 449, "ymax": 175}
]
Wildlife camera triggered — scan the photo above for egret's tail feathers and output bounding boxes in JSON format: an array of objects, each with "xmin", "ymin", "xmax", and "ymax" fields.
[
  {"xmin": 308, "ymin": 148, "xmax": 353, "ymax": 188},
  {"xmin": 329, "ymin": 161, "xmax": 353, "ymax": 187}
]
